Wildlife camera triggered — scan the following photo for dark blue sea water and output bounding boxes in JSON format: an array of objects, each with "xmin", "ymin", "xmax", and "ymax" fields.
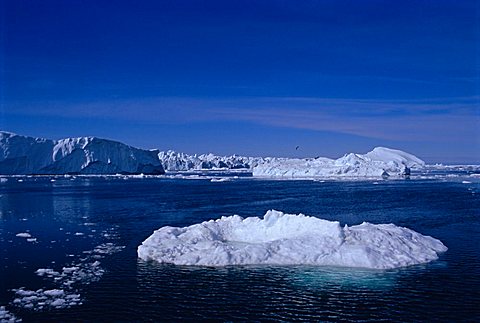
[{"xmin": 1, "ymin": 175, "xmax": 479, "ymax": 322}]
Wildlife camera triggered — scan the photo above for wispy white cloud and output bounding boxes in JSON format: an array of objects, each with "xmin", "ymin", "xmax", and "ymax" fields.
[{"xmin": 4, "ymin": 96, "xmax": 479, "ymax": 142}]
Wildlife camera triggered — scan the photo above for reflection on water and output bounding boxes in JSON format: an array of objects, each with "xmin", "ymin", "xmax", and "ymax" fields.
[
  {"xmin": 136, "ymin": 262, "xmax": 400, "ymax": 292},
  {"xmin": 0, "ymin": 176, "xmax": 479, "ymax": 321},
  {"xmin": 134, "ymin": 258, "xmax": 456, "ymax": 321},
  {"xmin": 289, "ymin": 266, "xmax": 398, "ymax": 290}
]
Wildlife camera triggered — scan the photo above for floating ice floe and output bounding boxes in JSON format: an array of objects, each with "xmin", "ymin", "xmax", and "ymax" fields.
[
  {"xmin": 15, "ymin": 233, "xmax": 31, "ymax": 238},
  {"xmin": 210, "ymin": 177, "xmax": 231, "ymax": 182},
  {"xmin": 138, "ymin": 210, "xmax": 447, "ymax": 269},
  {"xmin": 0, "ymin": 306, "xmax": 20, "ymax": 322},
  {"xmin": 12, "ymin": 288, "xmax": 81, "ymax": 310},
  {"xmin": 11, "ymin": 241, "xmax": 124, "ymax": 313}
]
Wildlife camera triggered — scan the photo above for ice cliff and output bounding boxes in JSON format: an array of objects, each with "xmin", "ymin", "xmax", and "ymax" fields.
[
  {"xmin": 137, "ymin": 210, "xmax": 447, "ymax": 269},
  {"xmin": 0, "ymin": 131, "xmax": 164, "ymax": 175},
  {"xmin": 158, "ymin": 150, "xmax": 261, "ymax": 171}
]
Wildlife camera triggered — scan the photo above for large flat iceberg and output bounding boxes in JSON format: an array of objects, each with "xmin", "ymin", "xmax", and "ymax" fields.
[{"xmin": 138, "ymin": 210, "xmax": 446, "ymax": 269}]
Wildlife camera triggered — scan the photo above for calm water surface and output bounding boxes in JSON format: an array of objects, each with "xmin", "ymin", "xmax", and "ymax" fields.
[{"xmin": 1, "ymin": 175, "xmax": 479, "ymax": 322}]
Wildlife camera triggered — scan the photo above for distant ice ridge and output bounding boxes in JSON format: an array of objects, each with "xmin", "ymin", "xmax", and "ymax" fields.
[
  {"xmin": 158, "ymin": 147, "xmax": 425, "ymax": 178},
  {"xmin": 158, "ymin": 150, "xmax": 261, "ymax": 171},
  {"xmin": 138, "ymin": 210, "xmax": 446, "ymax": 269},
  {"xmin": 253, "ymin": 147, "xmax": 425, "ymax": 178},
  {"xmin": 0, "ymin": 131, "xmax": 164, "ymax": 175}
]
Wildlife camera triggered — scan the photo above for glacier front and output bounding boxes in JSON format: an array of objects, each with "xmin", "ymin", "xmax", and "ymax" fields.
[
  {"xmin": 137, "ymin": 210, "xmax": 447, "ymax": 269},
  {"xmin": 0, "ymin": 131, "xmax": 164, "ymax": 175}
]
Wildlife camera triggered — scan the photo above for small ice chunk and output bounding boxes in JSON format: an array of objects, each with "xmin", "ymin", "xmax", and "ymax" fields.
[
  {"xmin": 50, "ymin": 299, "xmax": 65, "ymax": 308},
  {"xmin": 62, "ymin": 266, "xmax": 79, "ymax": 274},
  {"xmin": 210, "ymin": 177, "xmax": 230, "ymax": 182},
  {"xmin": 0, "ymin": 305, "xmax": 20, "ymax": 322},
  {"xmin": 35, "ymin": 268, "xmax": 60, "ymax": 277},
  {"xmin": 15, "ymin": 233, "xmax": 31, "ymax": 238},
  {"xmin": 43, "ymin": 289, "xmax": 64, "ymax": 297},
  {"xmin": 14, "ymin": 289, "xmax": 36, "ymax": 297}
]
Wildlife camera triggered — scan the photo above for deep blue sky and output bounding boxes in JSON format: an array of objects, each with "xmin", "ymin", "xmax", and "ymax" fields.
[{"xmin": 1, "ymin": 0, "xmax": 479, "ymax": 163}]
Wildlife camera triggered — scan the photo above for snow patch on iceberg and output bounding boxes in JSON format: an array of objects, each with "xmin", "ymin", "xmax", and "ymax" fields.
[{"xmin": 138, "ymin": 210, "xmax": 446, "ymax": 269}]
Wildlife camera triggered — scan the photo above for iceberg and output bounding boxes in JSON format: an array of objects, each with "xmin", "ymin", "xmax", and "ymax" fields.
[
  {"xmin": 138, "ymin": 210, "xmax": 446, "ymax": 269},
  {"xmin": 0, "ymin": 131, "xmax": 164, "ymax": 175},
  {"xmin": 253, "ymin": 147, "xmax": 425, "ymax": 178},
  {"xmin": 158, "ymin": 150, "xmax": 261, "ymax": 171},
  {"xmin": 0, "ymin": 130, "xmax": 426, "ymax": 178},
  {"xmin": 157, "ymin": 147, "xmax": 425, "ymax": 179}
]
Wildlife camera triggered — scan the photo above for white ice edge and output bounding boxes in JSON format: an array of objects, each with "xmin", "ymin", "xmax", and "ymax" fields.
[{"xmin": 138, "ymin": 210, "xmax": 447, "ymax": 270}]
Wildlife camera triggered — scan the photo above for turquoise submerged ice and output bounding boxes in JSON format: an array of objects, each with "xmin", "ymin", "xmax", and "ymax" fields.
[{"xmin": 138, "ymin": 210, "xmax": 447, "ymax": 269}]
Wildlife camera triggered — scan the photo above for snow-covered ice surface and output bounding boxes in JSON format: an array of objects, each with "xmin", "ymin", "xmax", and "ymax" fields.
[
  {"xmin": 253, "ymin": 147, "xmax": 425, "ymax": 178},
  {"xmin": 138, "ymin": 210, "xmax": 447, "ymax": 269},
  {"xmin": 0, "ymin": 131, "xmax": 164, "ymax": 175}
]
